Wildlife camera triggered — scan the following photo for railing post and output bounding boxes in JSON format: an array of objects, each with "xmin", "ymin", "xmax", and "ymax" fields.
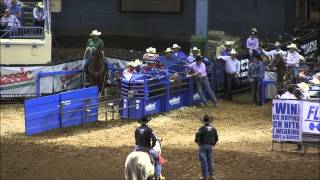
[{"xmin": 36, "ymin": 71, "xmax": 42, "ymax": 97}]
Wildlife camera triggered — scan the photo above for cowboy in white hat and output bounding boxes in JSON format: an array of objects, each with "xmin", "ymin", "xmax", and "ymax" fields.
[
  {"xmin": 172, "ymin": 44, "xmax": 188, "ymax": 62},
  {"xmin": 220, "ymin": 41, "xmax": 233, "ymax": 56},
  {"xmin": 86, "ymin": 29, "xmax": 104, "ymax": 51},
  {"xmin": 246, "ymin": 27, "xmax": 260, "ymax": 56},
  {"xmin": 143, "ymin": 47, "xmax": 159, "ymax": 62},
  {"xmin": 217, "ymin": 49, "xmax": 240, "ymax": 100},
  {"xmin": 285, "ymin": 43, "xmax": 301, "ymax": 83},
  {"xmin": 187, "ymin": 47, "xmax": 201, "ymax": 63},
  {"xmin": 158, "ymin": 48, "xmax": 186, "ymax": 69},
  {"xmin": 32, "ymin": 2, "xmax": 45, "ymax": 27}
]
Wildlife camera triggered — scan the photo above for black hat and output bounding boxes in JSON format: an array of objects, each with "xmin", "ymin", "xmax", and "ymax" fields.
[
  {"xmin": 202, "ymin": 115, "xmax": 213, "ymax": 124},
  {"xmin": 195, "ymin": 56, "xmax": 203, "ymax": 61},
  {"xmin": 139, "ymin": 116, "xmax": 150, "ymax": 124}
]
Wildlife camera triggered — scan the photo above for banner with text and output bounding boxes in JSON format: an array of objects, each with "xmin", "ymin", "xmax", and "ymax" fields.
[
  {"xmin": 302, "ymin": 101, "xmax": 320, "ymax": 135},
  {"xmin": 272, "ymin": 99, "xmax": 302, "ymax": 142}
]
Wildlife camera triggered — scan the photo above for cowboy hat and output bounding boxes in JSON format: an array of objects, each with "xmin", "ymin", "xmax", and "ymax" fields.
[
  {"xmin": 90, "ymin": 30, "xmax": 101, "ymax": 36},
  {"xmin": 37, "ymin": 2, "xmax": 44, "ymax": 8},
  {"xmin": 139, "ymin": 116, "xmax": 150, "ymax": 125},
  {"xmin": 192, "ymin": 47, "xmax": 199, "ymax": 51},
  {"xmin": 310, "ymin": 78, "xmax": 320, "ymax": 85},
  {"xmin": 250, "ymin": 27, "xmax": 258, "ymax": 33},
  {"xmin": 134, "ymin": 59, "xmax": 143, "ymax": 66},
  {"xmin": 126, "ymin": 61, "xmax": 135, "ymax": 67},
  {"xmin": 225, "ymin": 41, "xmax": 234, "ymax": 46},
  {"xmin": 230, "ymin": 49, "xmax": 237, "ymax": 55},
  {"xmin": 202, "ymin": 115, "xmax": 213, "ymax": 125},
  {"xmin": 164, "ymin": 48, "xmax": 172, "ymax": 53},
  {"xmin": 274, "ymin": 41, "xmax": 281, "ymax": 46},
  {"xmin": 172, "ymin": 44, "xmax": 181, "ymax": 49},
  {"xmin": 146, "ymin": 47, "xmax": 153, "ymax": 53},
  {"xmin": 287, "ymin": 43, "xmax": 299, "ymax": 51},
  {"xmin": 296, "ymin": 82, "xmax": 309, "ymax": 91}
]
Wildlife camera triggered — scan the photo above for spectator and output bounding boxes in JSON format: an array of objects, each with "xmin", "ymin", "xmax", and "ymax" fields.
[
  {"xmin": 246, "ymin": 28, "xmax": 259, "ymax": 56},
  {"xmin": 187, "ymin": 56, "xmax": 218, "ymax": 107},
  {"xmin": 217, "ymin": 49, "xmax": 240, "ymax": 100},
  {"xmin": 187, "ymin": 47, "xmax": 200, "ymax": 64},
  {"xmin": 122, "ymin": 61, "xmax": 136, "ymax": 81},
  {"xmin": 0, "ymin": 8, "xmax": 20, "ymax": 29},
  {"xmin": 3, "ymin": 0, "xmax": 11, "ymax": 9},
  {"xmin": 278, "ymin": 86, "xmax": 297, "ymax": 99},
  {"xmin": 285, "ymin": 43, "xmax": 301, "ymax": 84},
  {"xmin": 172, "ymin": 44, "xmax": 188, "ymax": 62},
  {"xmin": 143, "ymin": 47, "xmax": 159, "ymax": 62},
  {"xmin": 248, "ymin": 54, "xmax": 262, "ymax": 106},
  {"xmin": 195, "ymin": 115, "xmax": 218, "ymax": 180},
  {"xmin": 220, "ymin": 41, "xmax": 233, "ymax": 56},
  {"xmin": 32, "ymin": 2, "xmax": 45, "ymax": 27},
  {"xmin": 9, "ymin": 0, "xmax": 22, "ymax": 22},
  {"xmin": 0, "ymin": 0, "xmax": 6, "ymax": 17},
  {"xmin": 158, "ymin": 48, "xmax": 185, "ymax": 69},
  {"xmin": 133, "ymin": 59, "xmax": 143, "ymax": 73},
  {"xmin": 262, "ymin": 41, "xmax": 286, "ymax": 60}
]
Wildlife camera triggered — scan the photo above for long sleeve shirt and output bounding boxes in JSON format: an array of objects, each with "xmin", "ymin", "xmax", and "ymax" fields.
[
  {"xmin": 220, "ymin": 48, "xmax": 231, "ymax": 56},
  {"xmin": 187, "ymin": 55, "xmax": 196, "ymax": 64},
  {"xmin": 248, "ymin": 61, "xmax": 261, "ymax": 80},
  {"xmin": 217, "ymin": 56, "xmax": 240, "ymax": 74},
  {"xmin": 135, "ymin": 125, "xmax": 157, "ymax": 149},
  {"xmin": 195, "ymin": 125, "xmax": 218, "ymax": 146},
  {"xmin": 173, "ymin": 51, "xmax": 188, "ymax": 62},
  {"xmin": 158, "ymin": 55, "xmax": 185, "ymax": 69},
  {"xmin": 0, "ymin": 14, "xmax": 20, "ymax": 27},
  {"xmin": 262, "ymin": 49, "xmax": 286, "ymax": 59},
  {"xmin": 285, "ymin": 51, "xmax": 300, "ymax": 67},
  {"xmin": 246, "ymin": 37, "xmax": 259, "ymax": 50},
  {"xmin": 188, "ymin": 62, "xmax": 207, "ymax": 77},
  {"xmin": 33, "ymin": 7, "xmax": 45, "ymax": 20}
]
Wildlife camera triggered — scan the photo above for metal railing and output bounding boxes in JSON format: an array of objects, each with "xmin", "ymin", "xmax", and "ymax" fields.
[{"xmin": 0, "ymin": 26, "xmax": 44, "ymax": 39}]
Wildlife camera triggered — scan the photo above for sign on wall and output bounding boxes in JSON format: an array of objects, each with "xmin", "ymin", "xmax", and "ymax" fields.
[
  {"xmin": 50, "ymin": 0, "xmax": 62, "ymax": 12},
  {"xmin": 302, "ymin": 101, "xmax": 320, "ymax": 134},
  {"xmin": 272, "ymin": 99, "xmax": 302, "ymax": 142}
]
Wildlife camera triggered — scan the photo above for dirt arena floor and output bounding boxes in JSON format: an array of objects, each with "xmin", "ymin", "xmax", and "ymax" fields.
[{"xmin": 1, "ymin": 93, "xmax": 319, "ymax": 180}]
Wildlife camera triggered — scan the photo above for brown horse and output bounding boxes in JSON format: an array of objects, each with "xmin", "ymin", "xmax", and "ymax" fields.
[
  {"xmin": 87, "ymin": 49, "xmax": 107, "ymax": 96},
  {"xmin": 269, "ymin": 54, "xmax": 286, "ymax": 92}
]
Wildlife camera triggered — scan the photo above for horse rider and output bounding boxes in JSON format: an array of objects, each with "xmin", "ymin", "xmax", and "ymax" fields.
[
  {"xmin": 246, "ymin": 27, "xmax": 260, "ymax": 57},
  {"xmin": 195, "ymin": 115, "xmax": 219, "ymax": 180},
  {"xmin": 84, "ymin": 30, "xmax": 105, "ymax": 71},
  {"xmin": 135, "ymin": 116, "xmax": 165, "ymax": 179}
]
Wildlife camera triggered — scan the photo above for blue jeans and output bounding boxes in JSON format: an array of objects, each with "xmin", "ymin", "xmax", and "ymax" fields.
[
  {"xmin": 195, "ymin": 76, "xmax": 218, "ymax": 105},
  {"xmin": 150, "ymin": 150, "xmax": 161, "ymax": 177},
  {"xmin": 199, "ymin": 145, "xmax": 214, "ymax": 178}
]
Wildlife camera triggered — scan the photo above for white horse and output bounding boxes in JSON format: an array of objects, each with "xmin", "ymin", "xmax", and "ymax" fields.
[{"xmin": 125, "ymin": 140, "xmax": 162, "ymax": 180}]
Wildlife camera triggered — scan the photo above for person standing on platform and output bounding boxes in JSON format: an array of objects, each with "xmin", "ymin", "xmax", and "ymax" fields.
[
  {"xmin": 220, "ymin": 41, "xmax": 233, "ymax": 56},
  {"xmin": 172, "ymin": 44, "xmax": 188, "ymax": 62},
  {"xmin": 217, "ymin": 49, "xmax": 240, "ymax": 100},
  {"xmin": 248, "ymin": 53, "xmax": 262, "ymax": 106},
  {"xmin": 195, "ymin": 115, "xmax": 218, "ymax": 180},
  {"xmin": 246, "ymin": 28, "xmax": 259, "ymax": 56},
  {"xmin": 187, "ymin": 47, "xmax": 200, "ymax": 64}
]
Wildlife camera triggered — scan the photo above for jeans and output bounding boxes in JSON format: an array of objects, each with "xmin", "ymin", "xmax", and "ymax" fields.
[
  {"xmin": 195, "ymin": 76, "xmax": 218, "ymax": 105},
  {"xmin": 225, "ymin": 73, "xmax": 239, "ymax": 100},
  {"xmin": 150, "ymin": 150, "xmax": 161, "ymax": 177},
  {"xmin": 250, "ymin": 79, "xmax": 260, "ymax": 105},
  {"xmin": 199, "ymin": 145, "xmax": 214, "ymax": 178}
]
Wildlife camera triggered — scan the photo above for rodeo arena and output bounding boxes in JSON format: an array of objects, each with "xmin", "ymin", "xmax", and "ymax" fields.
[{"xmin": 1, "ymin": 0, "xmax": 320, "ymax": 180}]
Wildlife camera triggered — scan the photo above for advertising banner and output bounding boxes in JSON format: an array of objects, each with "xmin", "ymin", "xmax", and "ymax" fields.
[
  {"xmin": 52, "ymin": 60, "xmax": 84, "ymax": 93},
  {"xmin": 0, "ymin": 66, "xmax": 53, "ymax": 96},
  {"xmin": 272, "ymin": 99, "xmax": 302, "ymax": 142},
  {"xmin": 302, "ymin": 101, "xmax": 320, "ymax": 135}
]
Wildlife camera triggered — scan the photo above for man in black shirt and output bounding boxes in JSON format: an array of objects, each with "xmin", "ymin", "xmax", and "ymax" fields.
[
  {"xmin": 195, "ymin": 115, "xmax": 219, "ymax": 180},
  {"xmin": 134, "ymin": 116, "xmax": 157, "ymax": 152}
]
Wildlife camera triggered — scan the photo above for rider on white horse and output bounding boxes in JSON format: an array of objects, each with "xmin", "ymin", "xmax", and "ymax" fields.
[{"xmin": 134, "ymin": 116, "xmax": 165, "ymax": 180}]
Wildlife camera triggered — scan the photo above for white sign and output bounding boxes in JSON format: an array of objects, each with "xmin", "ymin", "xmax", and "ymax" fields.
[
  {"xmin": 272, "ymin": 99, "xmax": 302, "ymax": 142},
  {"xmin": 169, "ymin": 96, "xmax": 181, "ymax": 106},
  {"xmin": 193, "ymin": 93, "xmax": 200, "ymax": 100},
  {"xmin": 145, "ymin": 102, "xmax": 156, "ymax": 112},
  {"xmin": 301, "ymin": 40, "xmax": 318, "ymax": 55},
  {"xmin": 239, "ymin": 59, "xmax": 249, "ymax": 77},
  {"xmin": 302, "ymin": 101, "xmax": 320, "ymax": 134}
]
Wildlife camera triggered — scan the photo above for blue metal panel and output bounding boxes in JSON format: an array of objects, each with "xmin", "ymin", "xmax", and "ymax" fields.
[
  {"xmin": 144, "ymin": 98, "xmax": 161, "ymax": 116},
  {"xmin": 168, "ymin": 92, "xmax": 186, "ymax": 111},
  {"xmin": 60, "ymin": 87, "xmax": 98, "ymax": 128},
  {"xmin": 24, "ymin": 94, "xmax": 60, "ymax": 136}
]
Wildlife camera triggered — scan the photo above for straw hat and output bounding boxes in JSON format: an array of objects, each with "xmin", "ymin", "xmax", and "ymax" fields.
[
  {"xmin": 127, "ymin": 61, "xmax": 135, "ymax": 67},
  {"xmin": 202, "ymin": 115, "xmax": 213, "ymax": 125},
  {"xmin": 310, "ymin": 78, "xmax": 320, "ymax": 85},
  {"xmin": 37, "ymin": 2, "xmax": 44, "ymax": 8},
  {"xmin": 164, "ymin": 48, "xmax": 172, "ymax": 53},
  {"xmin": 296, "ymin": 82, "xmax": 309, "ymax": 91},
  {"xmin": 150, "ymin": 47, "xmax": 157, "ymax": 54},
  {"xmin": 287, "ymin": 43, "xmax": 299, "ymax": 51},
  {"xmin": 251, "ymin": 27, "xmax": 258, "ymax": 33},
  {"xmin": 230, "ymin": 49, "xmax": 237, "ymax": 55},
  {"xmin": 134, "ymin": 59, "xmax": 143, "ymax": 66},
  {"xmin": 225, "ymin": 41, "xmax": 234, "ymax": 46},
  {"xmin": 146, "ymin": 47, "xmax": 153, "ymax": 53},
  {"xmin": 90, "ymin": 30, "xmax": 101, "ymax": 36},
  {"xmin": 172, "ymin": 44, "xmax": 181, "ymax": 49},
  {"xmin": 274, "ymin": 41, "xmax": 281, "ymax": 47}
]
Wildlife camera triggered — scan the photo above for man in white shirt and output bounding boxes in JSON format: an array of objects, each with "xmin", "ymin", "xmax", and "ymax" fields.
[
  {"xmin": 33, "ymin": 2, "xmax": 45, "ymax": 27},
  {"xmin": 0, "ymin": 8, "xmax": 20, "ymax": 29},
  {"xmin": 217, "ymin": 49, "xmax": 240, "ymax": 100},
  {"xmin": 285, "ymin": 43, "xmax": 301, "ymax": 84},
  {"xmin": 262, "ymin": 41, "xmax": 286, "ymax": 60}
]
